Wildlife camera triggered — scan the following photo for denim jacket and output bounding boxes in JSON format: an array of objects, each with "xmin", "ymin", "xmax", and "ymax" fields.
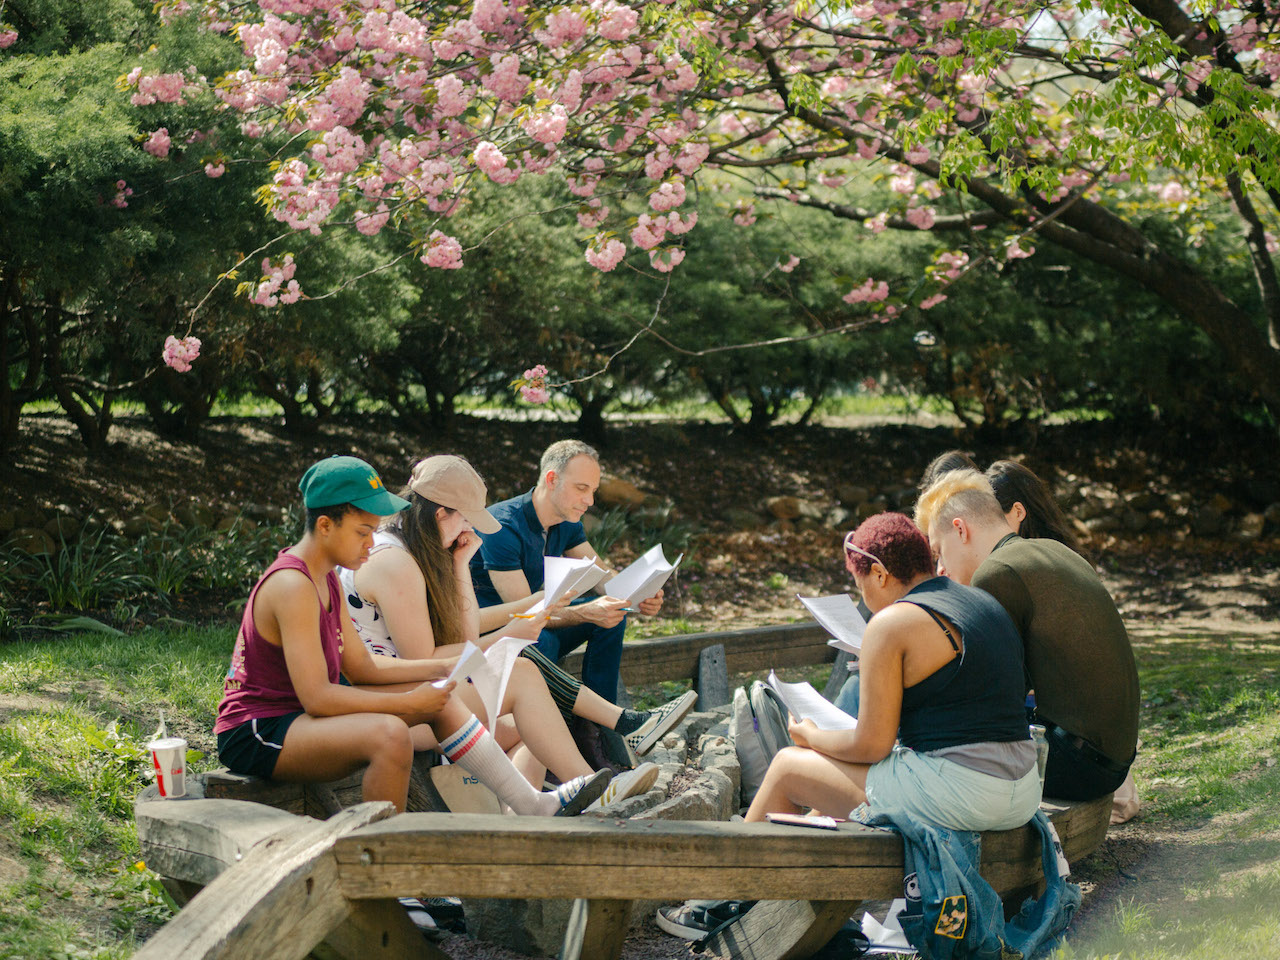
[{"xmin": 862, "ymin": 809, "xmax": 1081, "ymax": 960}]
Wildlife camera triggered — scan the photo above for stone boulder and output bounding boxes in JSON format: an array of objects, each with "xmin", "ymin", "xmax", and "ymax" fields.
[
  {"xmin": 1236, "ymin": 512, "xmax": 1265, "ymax": 542},
  {"xmin": 175, "ymin": 502, "xmax": 215, "ymax": 529},
  {"xmin": 835, "ymin": 484, "xmax": 871, "ymax": 508},
  {"xmin": 7, "ymin": 528, "xmax": 56, "ymax": 556},
  {"xmin": 1265, "ymin": 502, "xmax": 1280, "ymax": 531},
  {"xmin": 723, "ymin": 507, "xmax": 764, "ymax": 531},
  {"xmin": 44, "ymin": 515, "xmax": 81, "ymax": 541},
  {"xmin": 762, "ymin": 495, "xmax": 802, "ymax": 520},
  {"xmin": 596, "ymin": 476, "xmax": 647, "ymax": 509}
]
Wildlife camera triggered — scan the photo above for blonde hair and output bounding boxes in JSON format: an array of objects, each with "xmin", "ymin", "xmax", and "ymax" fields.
[{"xmin": 914, "ymin": 469, "xmax": 1006, "ymax": 538}]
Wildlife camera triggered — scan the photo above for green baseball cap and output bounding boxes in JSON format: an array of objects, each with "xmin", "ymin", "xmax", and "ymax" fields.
[{"xmin": 298, "ymin": 455, "xmax": 410, "ymax": 515}]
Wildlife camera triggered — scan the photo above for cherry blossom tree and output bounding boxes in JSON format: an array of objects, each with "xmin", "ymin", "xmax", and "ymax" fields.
[{"xmin": 135, "ymin": 0, "xmax": 1280, "ymax": 412}]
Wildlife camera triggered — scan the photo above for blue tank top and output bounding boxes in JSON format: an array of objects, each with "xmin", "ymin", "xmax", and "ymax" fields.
[{"xmin": 895, "ymin": 577, "xmax": 1029, "ymax": 752}]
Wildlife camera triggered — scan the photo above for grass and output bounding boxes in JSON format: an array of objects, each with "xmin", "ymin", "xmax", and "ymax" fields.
[{"xmin": 1, "ymin": 622, "xmax": 1278, "ymax": 957}]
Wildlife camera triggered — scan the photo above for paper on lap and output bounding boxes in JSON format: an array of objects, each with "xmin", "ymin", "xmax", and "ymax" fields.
[
  {"xmin": 432, "ymin": 641, "xmax": 484, "ymax": 688},
  {"xmin": 526, "ymin": 555, "xmax": 608, "ymax": 614},
  {"xmin": 766, "ymin": 670, "xmax": 858, "ymax": 731},
  {"xmin": 605, "ymin": 544, "xmax": 682, "ymax": 605},
  {"xmin": 797, "ymin": 593, "xmax": 867, "ymax": 653}
]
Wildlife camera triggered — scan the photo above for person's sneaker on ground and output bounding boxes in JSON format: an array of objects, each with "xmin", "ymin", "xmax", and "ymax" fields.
[
  {"xmin": 398, "ymin": 897, "xmax": 447, "ymax": 940},
  {"xmin": 654, "ymin": 899, "xmax": 754, "ymax": 940},
  {"xmin": 623, "ymin": 690, "xmax": 698, "ymax": 756},
  {"xmin": 586, "ymin": 761, "xmax": 660, "ymax": 811},
  {"xmin": 552, "ymin": 768, "xmax": 613, "ymax": 817}
]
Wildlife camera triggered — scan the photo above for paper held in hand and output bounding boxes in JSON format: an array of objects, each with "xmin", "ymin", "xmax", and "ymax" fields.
[
  {"xmin": 766, "ymin": 670, "xmax": 858, "ymax": 731},
  {"xmin": 433, "ymin": 636, "xmax": 537, "ymax": 726},
  {"xmin": 605, "ymin": 544, "xmax": 683, "ymax": 605},
  {"xmin": 526, "ymin": 555, "xmax": 608, "ymax": 614},
  {"xmin": 797, "ymin": 593, "xmax": 867, "ymax": 654}
]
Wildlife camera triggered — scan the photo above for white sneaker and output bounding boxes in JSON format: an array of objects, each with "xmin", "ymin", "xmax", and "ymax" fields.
[
  {"xmin": 624, "ymin": 690, "xmax": 698, "ymax": 756},
  {"xmin": 553, "ymin": 768, "xmax": 613, "ymax": 817},
  {"xmin": 586, "ymin": 762, "xmax": 660, "ymax": 811}
]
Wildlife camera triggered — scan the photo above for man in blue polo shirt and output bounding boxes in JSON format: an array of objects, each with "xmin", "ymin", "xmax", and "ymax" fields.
[{"xmin": 471, "ymin": 439, "xmax": 665, "ymax": 702}]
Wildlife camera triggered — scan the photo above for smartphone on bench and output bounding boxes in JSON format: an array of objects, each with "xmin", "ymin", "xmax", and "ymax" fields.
[{"xmin": 764, "ymin": 813, "xmax": 846, "ymax": 829}]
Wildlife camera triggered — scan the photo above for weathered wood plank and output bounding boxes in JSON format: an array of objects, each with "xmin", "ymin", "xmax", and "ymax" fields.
[
  {"xmin": 561, "ymin": 622, "xmax": 832, "ymax": 685},
  {"xmin": 704, "ymin": 899, "xmax": 863, "ymax": 960},
  {"xmin": 136, "ymin": 797, "xmax": 302, "ymax": 888},
  {"xmin": 132, "ymin": 802, "xmax": 397, "ymax": 960},
  {"xmin": 560, "ymin": 898, "xmax": 633, "ymax": 960},
  {"xmin": 310, "ymin": 897, "xmax": 449, "ymax": 960}
]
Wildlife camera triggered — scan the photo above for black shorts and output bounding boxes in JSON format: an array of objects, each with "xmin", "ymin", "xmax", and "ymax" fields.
[{"xmin": 217, "ymin": 713, "xmax": 302, "ymax": 780}]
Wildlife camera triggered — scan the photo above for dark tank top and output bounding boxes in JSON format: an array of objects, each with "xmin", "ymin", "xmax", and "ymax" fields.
[{"xmin": 895, "ymin": 577, "xmax": 1029, "ymax": 752}]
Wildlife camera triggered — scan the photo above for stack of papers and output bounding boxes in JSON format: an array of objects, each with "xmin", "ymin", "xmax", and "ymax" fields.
[
  {"xmin": 766, "ymin": 671, "xmax": 857, "ymax": 731},
  {"xmin": 527, "ymin": 555, "xmax": 608, "ymax": 614},
  {"xmin": 433, "ymin": 636, "xmax": 537, "ymax": 726},
  {"xmin": 797, "ymin": 593, "xmax": 867, "ymax": 654},
  {"xmin": 606, "ymin": 544, "xmax": 683, "ymax": 605}
]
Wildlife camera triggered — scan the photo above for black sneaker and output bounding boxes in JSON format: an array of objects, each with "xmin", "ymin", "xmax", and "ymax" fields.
[
  {"xmin": 625, "ymin": 690, "xmax": 698, "ymax": 757},
  {"xmin": 654, "ymin": 899, "xmax": 755, "ymax": 940}
]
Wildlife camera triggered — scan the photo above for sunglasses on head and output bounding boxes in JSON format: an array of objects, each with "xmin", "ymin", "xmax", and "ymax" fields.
[{"xmin": 843, "ymin": 532, "xmax": 885, "ymax": 570}]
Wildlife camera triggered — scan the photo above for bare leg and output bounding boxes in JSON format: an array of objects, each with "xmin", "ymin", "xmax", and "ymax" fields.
[
  {"xmin": 571, "ymin": 684, "xmax": 625, "ymax": 728},
  {"xmin": 273, "ymin": 713, "xmax": 415, "ymax": 812},
  {"xmin": 507, "ymin": 741, "xmax": 547, "ymax": 791},
  {"xmin": 744, "ymin": 746, "xmax": 871, "ymax": 822},
  {"xmin": 500, "ymin": 658, "xmax": 594, "ymax": 781}
]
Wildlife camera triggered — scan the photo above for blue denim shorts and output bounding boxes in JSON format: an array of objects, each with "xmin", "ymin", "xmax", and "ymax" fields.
[
  {"xmin": 217, "ymin": 713, "xmax": 302, "ymax": 780},
  {"xmin": 857, "ymin": 745, "xmax": 1041, "ymax": 832}
]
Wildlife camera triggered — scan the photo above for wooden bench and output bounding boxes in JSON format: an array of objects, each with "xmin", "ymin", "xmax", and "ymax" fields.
[{"xmin": 134, "ymin": 791, "xmax": 1112, "ymax": 960}]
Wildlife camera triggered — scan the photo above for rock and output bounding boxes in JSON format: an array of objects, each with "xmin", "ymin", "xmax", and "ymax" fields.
[
  {"xmin": 143, "ymin": 503, "xmax": 171, "ymax": 524},
  {"xmin": 762, "ymin": 495, "xmax": 802, "ymax": 520},
  {"xmin": 1236, "ymin": 513, "xmax": 1265, "ymax": 542},
  {"xmin": 175, "ymin": 503, "xmax": 215, "ymax": 528},
  {"xmin": 1190, "ymin": 505, "xmax": 1224, "ymax": 537},
  {"xmin": 723, "ymin": 507, "xmax": 763, "ymax": 531},
  {"xmin": 43, "ymin": 515, "xmax": 81, "ymax": 541},
  {"xmin": 243, "ymin": 502, "xmax": 282, "ymax": 523},
  {"xmin": 6, "ymin": 528, "xmax": 56, "ymax": 556},
  {"xmin": 12, "ymin": 505, "xmax": 48, "ymax": 531},
  {"xmin": 767, "ymin": 518, "xmax": 796, "ymax": 535},
  {"xmin": 1120, "ymin": 509, "xmax": 1149, "ymax": 533},
  {"xmin": 216, "ymin": 515, "xmax": 258, "ymax": 533},
  {"xmin": 835, "ymin": 484, "xmax": 871, "ymax": 508},
  {"xmin": 1209, "ymin": 492, "xmax": 1234, "ymax": 515},
  {"xmin": 1265, "ymin": 502, "xmax": 1280, "ymax": 530},
  {"xmin": 854, "ymin": 500, "xmax": 880, "ymax": 522},
  {"xmin": 795, "ymin": 499, "xmax": 825, "ymax": 520},
  {"xmin": 796, "ymin": 516, "xmax": 823, "ymax": 533},
  {"xmin": 0, "ymin": 509, "xmax": 17, "ymax": 534},
  {"xmin": 123, "ymin": 515, "xmax": 163, "ymax": 539},
  {"xmin": 826, "ymin": 506, "xmax": 853, "ymax": 531},
  {"xmin": 1125, "ymin": 490, "xmax": 1165, "ymax": 511},
  {"xmin": 1084, "ymin": 514, "xmax": 1123, "ymax": 534},
  {"xmin": 595, "ymin": 476, "xmax": 646, "ymax": 509}
]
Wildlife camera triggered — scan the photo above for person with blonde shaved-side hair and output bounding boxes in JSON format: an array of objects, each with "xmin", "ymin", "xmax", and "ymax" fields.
[{"xmin": 916, "ymin": 469, "xmax": 1139, "ymax": 802}]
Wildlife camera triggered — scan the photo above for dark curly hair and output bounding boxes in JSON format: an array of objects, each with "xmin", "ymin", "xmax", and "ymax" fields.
[{"xmin": 844, "ymin": 512, "xmax": 934, "ymax": 582}]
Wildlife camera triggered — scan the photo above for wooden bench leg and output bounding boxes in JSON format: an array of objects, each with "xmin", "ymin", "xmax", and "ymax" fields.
[
  {"xmin": 560, "ymin": 898, "xmax": 633, "ymax": 960},
  {"xmin": 702, "ymin": 899, "xmax": 862, "ymax": 960}
]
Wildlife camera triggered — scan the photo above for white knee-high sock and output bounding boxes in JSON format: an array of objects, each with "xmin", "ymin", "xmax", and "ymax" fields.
[{"xmin": 439, "ymin": 717, "xmax": 557, "ymax": 816}]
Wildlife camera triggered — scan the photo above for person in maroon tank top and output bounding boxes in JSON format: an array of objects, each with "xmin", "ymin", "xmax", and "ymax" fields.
[{"xmin": 214, "ymin": 455, "xmax": 610, "ymax": 817}]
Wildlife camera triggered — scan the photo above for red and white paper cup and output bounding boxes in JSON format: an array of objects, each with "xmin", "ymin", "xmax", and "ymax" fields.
[{"xmin": 147, "ymin": 737, "xmax": 187, "ymax": 798}]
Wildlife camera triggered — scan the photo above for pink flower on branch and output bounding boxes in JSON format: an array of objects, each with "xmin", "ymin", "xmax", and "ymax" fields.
[
  {"xmin": 422, "ymin": 231, "xmax": 464, "ymax": 269},
  {"xmin": 143, "ymin": 128, "xmax": 172, "ymax": 158},
  {"xmin": 515, "ymin": 363, "xmax": 550, "ymax": 404},
  {"xmin": 585, "ymin": 234, "xmax": 626, "ymax": 271},
  {"xmin": 251, "ymin": 255, "xmax": 303, "ymax": 306},
  {"xmin": 0, "ymin": 28, "xmax": 18, "ymax": 49},
  {"xmin": 843, "ymin": 279, "xmax": 890, "ymax": 304},
  {"xmin": 162, "ymin": 335, "xmax": 202, "ymax": 373}
]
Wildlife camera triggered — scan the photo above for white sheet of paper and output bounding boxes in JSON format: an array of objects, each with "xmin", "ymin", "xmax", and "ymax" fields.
[
  {"xmin": 861, "ymin": 899, "xmax": 913, "ymax": 953},
  {"xmin": 797, "ymin": 593, "xmax": 867, "ymax": 652},
  {"xmin": 766, "ymin": 670, "xmax": 858, "ymax": 731},
  {"xmin": 606, "ymin": 544, "xmax": 683, "ymax": 605},
  {"xmin": 432, "ymin": 641, "xmax": 485, "ymax": 688},
  {"xmin": 526, "ymin": 555, "xmax": 608, "ymax": 614},
  {"xmin": 474, "ymin": 635, "xmax": 537, "ymax": 726}
]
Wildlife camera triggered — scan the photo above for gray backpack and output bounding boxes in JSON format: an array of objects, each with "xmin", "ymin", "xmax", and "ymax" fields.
[{"xmin": 732, "ymin": 681, "xmax": 794, "ymax": 806}]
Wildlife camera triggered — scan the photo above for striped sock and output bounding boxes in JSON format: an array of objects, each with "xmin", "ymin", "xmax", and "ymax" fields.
[{"xmin": 439, "ymin": 717, "xmax": 556, "ymax": 816}]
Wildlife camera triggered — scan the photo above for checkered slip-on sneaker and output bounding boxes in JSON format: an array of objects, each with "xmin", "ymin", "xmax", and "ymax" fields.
[{"xmin": 624, "ymin": 690, "xmax": 698, "ymax": 756}]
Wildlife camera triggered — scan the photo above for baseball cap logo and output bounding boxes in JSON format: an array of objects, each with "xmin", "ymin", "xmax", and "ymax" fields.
[{"xmin": 368, "ymin": 475, "xmax": 383, "ymax": 489}]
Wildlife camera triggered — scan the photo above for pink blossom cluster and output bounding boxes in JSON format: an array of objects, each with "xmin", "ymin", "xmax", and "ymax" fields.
[
  {"xmin": 205, "ymin": 161, "xmax": 225, "ymax": 178},
  {"xmin": 422, "ymin": 231, "xmax": 464, "ymax": 269},
  {"xmin": 143, "ymin": 128, "xmax": 172, "ymax": 158},
  {"xmin": 127, "ymin": 69, "xmax": 187, "ymax": 106},
  {"xmin": 162, "ymin": 335, "xmax": 202, "ymax": 373},
  {"xmin": 518, "ymin": 364, "xmax": 550, "ymax": 404},
  {"xmin": 778, "ymin": 255, "xmax": 800, "ymax": 273},
  {"xmin": 111, "ymin": 180, "xmax": 134, "ymax": 209},
  {"xmin": 251, "ymin": 255, "xmax": 303, "ymax": 306},
  {"xmin": 1005, "ymin": 240, "xmax": 1035, "ymax": 260},
  {"xmin": 648, "ymin": 178, "xmax": 687, "ymax": 212},
  {"xmin": 843, "ymin": 279, "xmax": 890, "ymax": 304},
  {"xmin": 585, "ymin": 235, "xmax": 626, "ymax": 271},
  {"xmin": 0, "ymin": 27, "xmax": 17, "ymax": 49},
  {"xmin": 905, "ymin": 205, "xmax": 935, "ymax": 229},
  {"xmin": 271, "ymin": 160, "xmax": 339, "ymax": 235},
  {"xmin": 649, "ymin": 247, "xmax": 686, "ymax": 273}
]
